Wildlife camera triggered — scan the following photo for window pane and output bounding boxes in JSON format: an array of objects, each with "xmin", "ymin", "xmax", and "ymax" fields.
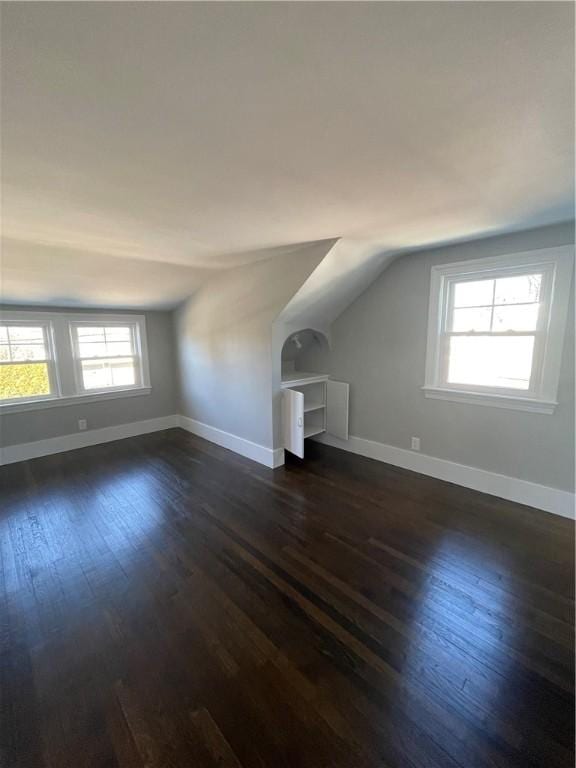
[
  {"xmin": 0, "ymin": 362, "xmax": 51, "ymax": 400},
  {"xmin": 79, "ymin": 340, "xmax": 133, "ymax": 358},
  {"xmin": 81, "ymin": 358, "xmax": 136, "ymax": 389},
  {"xmin": 77, "ymin": 327, "xmax": 105, "ymax": 341},
  {"xmin": 8, "ymin": 326, "xmax": 45, "ymax": 343},
  {"xmin": 447, "ymin": 336, "xmax": 534, "ymax": 390},
  {"xmin": 451, "ymin": 307, "xmax": 491, "ymax": 332},
  {"xmin": 10, "ymin": 344, "xmax": 47, "ymax": 361},
  {"xmin": 0, "ymin": 326, "xmax": 49, "ymax": 362},
  {"xmin": 107, "ymin": 341, "xmax": 133, "ymax": 356},
  {"xmin": 76, "ymin": 326, "xmax": 134, "ymax": 358},
  {"xmin": 492, "ymin": 304, "xmax": 539, "ymax": 332},
  {"xmin": 105, "ymin": 327, "xmax": 131, "ymax": 342},
  {"xmin": 494, "ymin": 274, "xmax": 541, "ymax": 305},
  {"xmin": 78, "ymin": 341, "xmax": 108, "ymax": 358},
  {"xmin": 110, "ymin": 359, "xmax": 136, "ymax": 386},
  {"xmin": 453, "ymin": 279, "xmax": 494, "ymax": 308}
]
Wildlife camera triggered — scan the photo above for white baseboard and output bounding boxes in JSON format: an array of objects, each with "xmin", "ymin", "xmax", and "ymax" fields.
[
  {"xmin": 3, "ymin": 413, "xmax": 572, "ymax": 520},
  {"xmin": 0, "ymin": 415, "xmax": 179, "ymax": 466},
  {"xmin": 178, "ymin": 415, "xmax": 282, "ymax": 469},
  {"xmin": 315, "ymin": 433, "xmax": 575, "ymax": 520},
  {"xmin": 1, "ymin": 411, "xmax": 281, "ymax": 470}
]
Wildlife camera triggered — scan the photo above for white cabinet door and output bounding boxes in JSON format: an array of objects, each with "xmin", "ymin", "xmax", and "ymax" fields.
[
  {"xmin": 282, "ymin": 388, "xmax": 304, "ymax": 458},
  {"xmin": 326, "ymin": 380, "xmax": 349, "ymax": 440}
]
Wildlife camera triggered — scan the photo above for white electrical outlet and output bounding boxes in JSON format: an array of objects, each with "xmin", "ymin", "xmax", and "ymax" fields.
[
  {"xmin": 411, "ymin": 436, "xmax": 421, "ymax": 451},
  {"xmin": 78, "ymin": 419, "xmax": 87, "ymax": 431}
]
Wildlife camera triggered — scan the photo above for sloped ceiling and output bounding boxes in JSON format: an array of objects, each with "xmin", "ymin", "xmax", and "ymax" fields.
[
  {"xmin": 277, "ymin": 239, "xmax": 397, "ymax": 336},
  {"xmin": 1, "ymin": 2, "xmax": 574, "ymax": 308}
]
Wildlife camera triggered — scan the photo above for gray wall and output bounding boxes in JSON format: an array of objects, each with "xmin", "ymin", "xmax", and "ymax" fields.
[
  {"xmin": 321, "ymin": 222, "xmax": 575, "ymax": 492},
  {"xmin": 176, "ymin": 241, "xmax": 330, "ymax": 449},
  {"xmin": 0, "ymin": 307, "xmax": 177, "ymax": 446}
]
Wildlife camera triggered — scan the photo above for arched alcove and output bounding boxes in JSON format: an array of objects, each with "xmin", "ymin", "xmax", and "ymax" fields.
[{"xmin": 281, "ymin": 328, "xmax": 331, "ymax": 378}]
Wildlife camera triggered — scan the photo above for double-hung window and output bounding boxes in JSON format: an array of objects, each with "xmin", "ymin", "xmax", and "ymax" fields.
[
  {"xmin": 0, "ymin": 321, "xmax": 57, "ymax": 403},
  {"xmin": 423, "ymin": 246, "xmax": 573, "ymax": 413},
  {"xmin": 0, "ymin": 312, "xmax": 150, "ymax": 411},
  {"xmin": 70, "ymin": 321, "xmax": 145, "ymax": 393}
]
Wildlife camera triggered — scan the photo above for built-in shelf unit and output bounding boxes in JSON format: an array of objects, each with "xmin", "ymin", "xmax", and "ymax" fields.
[
  {"xmin": 281, "ymin": 371, "xmax": 348, "ymax": 458},
  {"xmin": 280, "ymin": 331, "xmax": 349, "ymax": 459}
]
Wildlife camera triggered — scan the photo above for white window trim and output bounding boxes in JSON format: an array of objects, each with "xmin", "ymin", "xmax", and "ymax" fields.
[
  {"xmin": 0, "ymin": 316, "xmax": 61, "ymax": 405},
  {"xmin": 0, "ymin": 310, "xmax": 151, "ymax": 413},
  {"xmin": 422, "ymin": 246, "xmax": 574, "ymax": 414},
  {"xmin": 68, "ymin": 314, "xmax": 151, "ymax": 395}
]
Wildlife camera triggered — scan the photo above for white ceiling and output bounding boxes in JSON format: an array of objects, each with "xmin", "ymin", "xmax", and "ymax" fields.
[{"xmin": 1, "ymin": 2, "xmax": 574, "ymax": 308}]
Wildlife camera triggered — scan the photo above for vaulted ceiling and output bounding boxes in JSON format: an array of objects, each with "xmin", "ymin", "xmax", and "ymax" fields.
[{"xmin": 1, "ymin": 2, "xmax": 574, "ymax": 308}]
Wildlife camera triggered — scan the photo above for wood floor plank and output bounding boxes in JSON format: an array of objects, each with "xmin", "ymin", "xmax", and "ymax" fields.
[{"xmin": 190, "ymin": 708, "xmax": 244, "ymax": 768}]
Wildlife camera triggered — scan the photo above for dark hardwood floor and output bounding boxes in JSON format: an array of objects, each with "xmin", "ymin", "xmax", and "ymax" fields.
[{"xmin": 1, "ymin": 428, "xmax": 574, "ymax": 768}]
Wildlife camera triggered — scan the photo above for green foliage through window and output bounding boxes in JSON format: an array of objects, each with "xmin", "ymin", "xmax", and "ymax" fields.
[{"xmin": 0, "ymin": 363, "xmax": 51, "ymax": 400}]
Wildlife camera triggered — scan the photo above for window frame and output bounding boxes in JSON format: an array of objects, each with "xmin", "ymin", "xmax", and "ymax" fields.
[
  {"xmin": 68, "ymin": 316, "xmax": 150, "ymax": 396},
  {"xmin": 423, "ymin": 246, "xmax": 574, "ymax": 414},
  {"xmin": 0, "ymin": 318, "xmax": 61, "ymax": 405},
  {"xmin": 0, "ymin": 311, "xmax": 151, "ymax": 413}
]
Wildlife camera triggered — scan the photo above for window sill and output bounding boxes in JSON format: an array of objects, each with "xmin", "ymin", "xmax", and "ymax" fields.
[
  {"xmin": 0, "ymin": 387, "xmax": 152, "ymax": 415},
  {"xmin": 421, "ymin": 386, "xmax": 557, "ymax": 414}
]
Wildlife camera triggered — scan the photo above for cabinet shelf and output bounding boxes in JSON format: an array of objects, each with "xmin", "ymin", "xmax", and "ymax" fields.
[
  {"xmin": 304, "ymin": 401, "xmax": 325, "ymax": 413},
  {"xmin": 304, "ymin": 425, "xmax": 325, "ymax": 439},
  {"xmin": 281, "ymin": 371, "xmax": 329, "ymax": 389}
]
